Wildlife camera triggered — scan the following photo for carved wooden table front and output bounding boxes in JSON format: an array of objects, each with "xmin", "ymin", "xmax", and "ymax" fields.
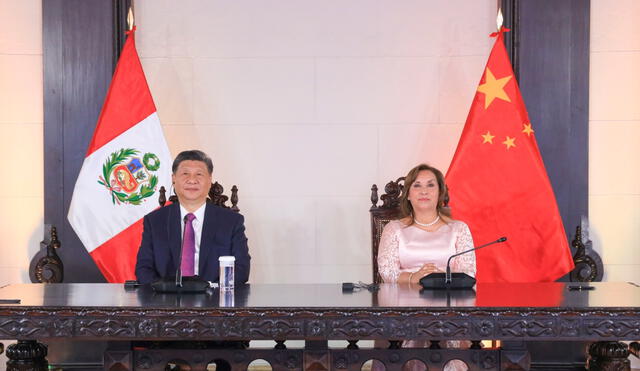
[{"xmin": 0, "ymin": 282, "xmax": 637, "ymax": 370}]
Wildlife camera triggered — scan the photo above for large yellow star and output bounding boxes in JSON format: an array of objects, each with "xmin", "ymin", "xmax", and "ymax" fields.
[
  {"xmin": 522, "ymin": 122, "xmax": 534, "ymax": 136},
  {"xmin": 502, "ymin": 136, "xmax": 516, "ymax": 150},
  {"xmin": 477, "ymin": 68, "xmax": 512, "ymax": 109},
  {"xmin": 481, "ymin": 131, "xmax": 495, "ymax": 144}
]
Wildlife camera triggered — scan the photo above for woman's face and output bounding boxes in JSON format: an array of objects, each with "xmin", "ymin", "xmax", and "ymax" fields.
[{"xmin": 408, "ymin": 170, "xmax": 440, "ymax": 213}]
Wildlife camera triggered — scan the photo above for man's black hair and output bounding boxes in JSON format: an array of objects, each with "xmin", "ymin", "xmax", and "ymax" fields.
[{"xmin": 171, "ymin": 150, "xmax": 213, "ymax": 174}]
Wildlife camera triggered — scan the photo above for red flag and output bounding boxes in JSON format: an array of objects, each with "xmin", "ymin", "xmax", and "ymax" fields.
[
  {"xmin": 445, "ymin": 28, "xmax": 574, "ymax": 283},
  {"xmin": 68, "ymin": 28, "xmax": 172, "ymax": 282}
]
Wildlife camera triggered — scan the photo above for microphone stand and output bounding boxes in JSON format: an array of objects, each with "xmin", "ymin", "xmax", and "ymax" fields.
[
  {"xmin": 421, "ymin": 237, "xmax": 507, "ymax": 290},
  {"xmin": 175, "ymin": 215, "xmax": 189, "ymax": 289},
  {"xmin": 445, "ymin": 237, "xmax": 507, "ymax": 284}
]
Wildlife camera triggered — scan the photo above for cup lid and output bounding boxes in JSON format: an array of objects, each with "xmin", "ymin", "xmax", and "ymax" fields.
[{"xmin": 219, "ymin": 256, "xmax": 236, "ymax": 262}]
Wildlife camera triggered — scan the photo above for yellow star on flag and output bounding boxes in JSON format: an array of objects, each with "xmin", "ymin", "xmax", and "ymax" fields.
[
  {"xmin": 477, "ymin": 68, "xmax": 512, "ymax": 109},
  {"xmin": 481, "ymin": 131, "xmax": 495, "ymax": 144},
  {"xmin": 503, "ymin": 136, "xmax": 516, "ymax": 150},
  {"xmin": 522, "ymin": 122, "xmax": 534, "ymax": 137}
]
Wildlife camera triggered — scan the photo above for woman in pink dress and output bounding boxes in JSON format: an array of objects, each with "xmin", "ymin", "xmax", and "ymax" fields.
[{"xmin": 375, "ymin": 163, "xmax": 476, "ymax": 371}]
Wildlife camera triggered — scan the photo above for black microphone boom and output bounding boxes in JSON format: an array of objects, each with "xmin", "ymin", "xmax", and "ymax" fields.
[
  {"xmin": 175, "ymin": 214, "xmax": 190, "ymax": 287},
  {"xmin": 420, "ymin": 236, "xmax": 507, "ymax": 290}
]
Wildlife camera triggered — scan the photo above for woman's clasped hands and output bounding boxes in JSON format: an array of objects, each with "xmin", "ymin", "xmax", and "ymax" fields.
[{"xmin": 408, "ymin": 263, "xmax": 442, "ymax": 284}]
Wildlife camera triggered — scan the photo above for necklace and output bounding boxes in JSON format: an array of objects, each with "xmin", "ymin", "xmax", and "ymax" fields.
[{"xmin": 414, "ymin": 214, "xmax": 440, "ymax": 227}]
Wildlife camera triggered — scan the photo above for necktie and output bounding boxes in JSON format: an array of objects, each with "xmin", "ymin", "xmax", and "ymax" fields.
[{"xmin": 180, "ymin": 213, "xmax": 196, "ymax": 276}]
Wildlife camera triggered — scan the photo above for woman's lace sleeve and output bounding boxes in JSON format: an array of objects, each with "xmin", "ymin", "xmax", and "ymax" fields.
[
  {"xmin": 450, "ymin": 222, "xmax": 476, "ymax": 277},
  {"xmin": 377, "ymin": 222, "xmax": 401, "ymax": 283}
]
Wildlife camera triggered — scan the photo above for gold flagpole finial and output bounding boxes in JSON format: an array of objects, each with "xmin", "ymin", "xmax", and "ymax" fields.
[
  {"xmin": 496, "ymin": 7, "xmax": 504, "ymax": 31},
  {"xmin": 127, "ymin": 7, "xmax": 135, "ymax": 31}
]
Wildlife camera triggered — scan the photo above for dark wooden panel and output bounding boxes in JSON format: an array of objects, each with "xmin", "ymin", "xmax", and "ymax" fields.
[
  {"xmin": 502, "ymin": 0, "xmax": 589, "ymax": 254},
  {"xmin": 43, "ymin": 0, "xmax": 127, "ymax": 282},
  {"xmin": 43, "ymin": 0, "xmax": 65, "ymax": 232}
]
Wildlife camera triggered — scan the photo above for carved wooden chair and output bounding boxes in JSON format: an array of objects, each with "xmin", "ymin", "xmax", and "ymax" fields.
[
  {"xmin": 369, "ymin": 177, "xmax": 405, "ymax": 285},
  {"xmin": 158, "ymin": 182, "xmax": 240, "ymax": 212}
]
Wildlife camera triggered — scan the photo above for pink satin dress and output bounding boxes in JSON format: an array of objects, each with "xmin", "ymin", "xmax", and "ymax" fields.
[{"xmin": 374, "ymin": 219, "xmax": 476, "ymax": 371}]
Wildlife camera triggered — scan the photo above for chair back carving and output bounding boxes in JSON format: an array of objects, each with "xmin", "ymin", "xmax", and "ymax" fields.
[
  {"xmin": 158, "ymin": 182, "xmax": 240, "ymax": 212},
  {"xmin": 370, "ymin": 177, "xmax": 405, "ymax": 284},
  {"xmin": 569, "ymin": 217, "xmax": 603, "ymax": 282}
]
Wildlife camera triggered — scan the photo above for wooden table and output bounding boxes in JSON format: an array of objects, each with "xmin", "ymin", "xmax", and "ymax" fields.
[{"xmin": 0, "ymin": 282, "xmax": 638, "ymax": 370}]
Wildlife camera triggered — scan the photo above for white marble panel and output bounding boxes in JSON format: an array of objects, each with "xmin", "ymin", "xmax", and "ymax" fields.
[
  {"xmin": 589, "ymin": 195, "xmax": 640, "ymax": 265},
  {"xmin": 591, "ymin": 0, "xmax": 640, "ymax": 52},
  {"xmin": 251, "ymin": 263, "xmax": 370, "ymax": 284},
  {"xmin": 241, "ymin": 197, "xmax": 316, "ymax": 267},
  {"xmin": 303, "ymin": 0, "xmax": 382, "ymax": 57},
  {"xmin": 315, "ymin": 197, "xmax": 372, "ymax": 266},
  {"xmin": 378, "ymin": 0, "xmax": 445, "ymax": 57},
  {"xmin": 135, "ymin": 0, "xmax": 191, "ymax": 57},
  {"xmin": 141, "ymin": 57, "xmax": 193, "ymax": 124},
  {"xmin": 0, "ymin": 196, "xmax": 43, "ymax": 269},
  {"xmin": 315, "ymin": 57, "xmax": 439, "ymax": 124},
  {"xmin": 438, "ymin": 0, "xmax": 496, "ymax": 57},
  {"xmin": 250, "ymin": 265, "xmax": 306, "ymax": 284},
  {"xmin": 377, "ymin": 123, "xmax": 464, "ymax": 182},
  {"xmin": 0, "ymin": 123, "xmax": 43, "ymax": 197},
  {"xmin": 602, "ymin": 264, "xmax": 640, "ymax": 284},
  {"xmin": 589, "ymin": 121, "xmax": 640, "ymax": 195},
  {"xmin": 161, "ymin": 123, "xmax": 200, "ymax": 155},
  {"xmin": 162, "ymin": 124, "xmax": 378, "ymax": 198},
  {"xmin": 438, "ymin": 56, "xmax": 487, "ymax": 123},
  {"xmin": 312, "ymin": 264, "xmax": 371, "ymax": 284},
  {"xmin": 590, "ymin": 52, "xmax": 640, "ymax": 121},
  {"xmin": 0, "ymin": 268, "xmax": 28, "ymax": 286},
  {"xmin": 193, "ymin": 58, "xmax": 314, "ymax": 124},
  {"xmin": 189, "ymin": 0, "xmax": 381, "ymax": 58},
  {"xmin": 0, "ymin": 0, "xmax": 42, "ymax": 54},
  {"xmin": 0, "ymin": 55, "xmax": 42, "ymax": 123}
]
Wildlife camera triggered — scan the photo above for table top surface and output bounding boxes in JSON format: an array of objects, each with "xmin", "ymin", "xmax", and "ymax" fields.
[{"xmin": 0, "ymin": 282, "xmax": 638, "ymax": 310}]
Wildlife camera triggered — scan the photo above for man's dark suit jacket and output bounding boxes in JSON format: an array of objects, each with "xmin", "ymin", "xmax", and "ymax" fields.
[{"xmin": 135, "ymin": 202, "xmax": 251, "ymax": 284}]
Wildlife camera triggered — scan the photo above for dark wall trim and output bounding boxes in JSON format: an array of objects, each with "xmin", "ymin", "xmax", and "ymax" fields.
[
  {"xmin": 500, "ymin": 0, "xmax": 520, "ymax": 80},
  {"xmin": 113, "ymin": 0, "xmax": 132, "ymax": 69},
  {"xmin": 501, "ymin": 0, "xmax": 590, "ymax": 253},
  {"xmin": 42, "ymin": 0, "xmax": 130, "ymax": 282}
]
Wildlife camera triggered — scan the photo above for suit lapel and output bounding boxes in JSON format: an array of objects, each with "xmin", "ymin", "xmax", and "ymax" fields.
[
  {"xmin": 199, "ymin": 203, "xmax": 217, "ymax": 274},
  {"xmin": 168, "ymin": 203, "xmax": 182, "ymax": 269}
]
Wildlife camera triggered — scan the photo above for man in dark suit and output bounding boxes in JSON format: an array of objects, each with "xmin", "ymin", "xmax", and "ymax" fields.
[{"xmin": 135, "ymin": 150, "xmax": 250, "ymax": 284}]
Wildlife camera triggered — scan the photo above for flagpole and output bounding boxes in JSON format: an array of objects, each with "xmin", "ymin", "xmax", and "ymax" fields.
[{"xmin": 127, "ymin": 6, "xmax": 135, "ymax": 31}]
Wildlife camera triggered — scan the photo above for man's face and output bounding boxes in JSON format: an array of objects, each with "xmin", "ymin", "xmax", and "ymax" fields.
[{"xmin": 172, "ymin": 160, "xmax": 212, "ymax": 206}]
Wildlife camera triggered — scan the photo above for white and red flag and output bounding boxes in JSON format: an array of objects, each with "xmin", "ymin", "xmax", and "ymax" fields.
[{"xmin": 68, "ymin": 27, "xmax": 172, "ymax": 282}]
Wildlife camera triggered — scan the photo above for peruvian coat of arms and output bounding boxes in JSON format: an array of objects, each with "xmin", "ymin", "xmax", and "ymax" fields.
[{"xmin": 98, "ymin": 148, "xmax": 161, "ymax": 205}]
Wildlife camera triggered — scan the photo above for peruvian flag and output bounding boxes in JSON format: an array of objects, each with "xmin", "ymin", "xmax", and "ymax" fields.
[{"xmin": 68, "ymin": 27, "xmax": 172, "ymax": 283}]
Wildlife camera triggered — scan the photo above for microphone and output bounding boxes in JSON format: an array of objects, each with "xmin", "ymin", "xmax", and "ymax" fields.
[
  {"xmin": 175, "ymin": 214, "xmax": 190, "ymax": 288},
  {"xmin": 421, "ymin": 236, "xmax": 507, "ymax": 290},
  {"xmin": 445, "ymin": 237, "xmax": 507, "ymax": 283}
]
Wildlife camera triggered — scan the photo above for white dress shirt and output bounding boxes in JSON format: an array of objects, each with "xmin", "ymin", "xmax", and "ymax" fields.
[{"xmin": 180, "ymin": 203, "xmax": 206, "ymax": 275}]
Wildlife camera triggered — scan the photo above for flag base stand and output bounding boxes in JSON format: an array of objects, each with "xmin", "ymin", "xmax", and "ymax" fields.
[
  {"xmin": 151, "ymin": 276, "xmax": 209, "ymax": 293},
  {"xmin": 420, "ymin": 272, "xmax": 476, "ymax": 290}
]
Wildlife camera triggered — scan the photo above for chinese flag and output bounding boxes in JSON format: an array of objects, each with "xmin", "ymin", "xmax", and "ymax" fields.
[{"xmin": 445, "ymin": 28, "xmax": 574, "ymax": 283}]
